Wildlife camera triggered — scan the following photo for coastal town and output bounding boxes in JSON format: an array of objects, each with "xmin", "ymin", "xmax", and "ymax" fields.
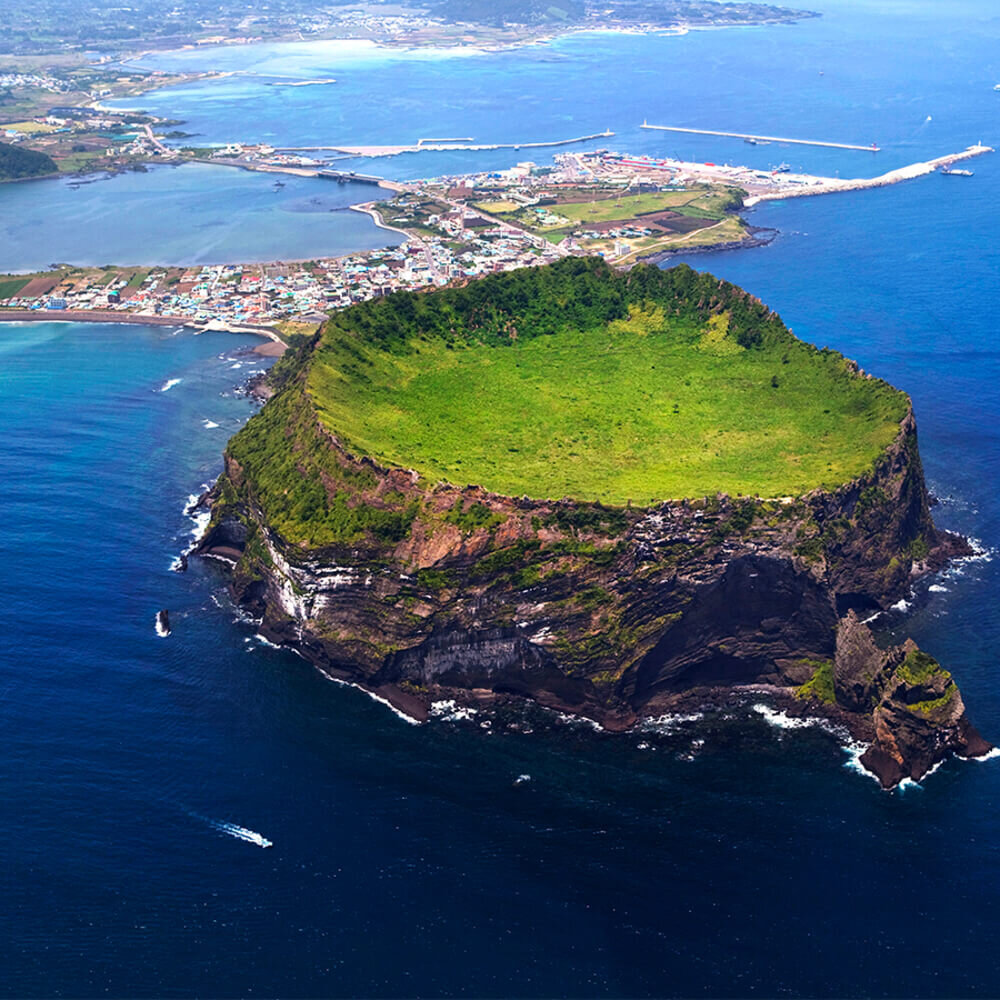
[
  {"xmin": 0, "ymin": 148, "xmax": 750, "ymax": 335},
  {"xmin": 0, "ymin": 223, "xmax": 564, "ymax": 336},
  {"xmin": 2, "ymin": 137, "xmax": 994, "ymax": 337}
]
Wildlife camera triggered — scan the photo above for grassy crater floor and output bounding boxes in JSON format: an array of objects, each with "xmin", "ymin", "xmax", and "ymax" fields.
[{"xmin": 302, "ymin": 261, "xmax": 908, "ymax": 505}]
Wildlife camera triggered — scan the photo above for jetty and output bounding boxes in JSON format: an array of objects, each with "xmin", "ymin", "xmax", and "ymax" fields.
[
  {"xmin": 275, "ymin": 129, "xmax": 615, "ymax": 158},
  {"xmin": 640, "ymin": 122, "xmax": 880, "ymax": 152},
  {"xmin": 742, "ymin": 144, "xmax": 993, "ymax": 206}
]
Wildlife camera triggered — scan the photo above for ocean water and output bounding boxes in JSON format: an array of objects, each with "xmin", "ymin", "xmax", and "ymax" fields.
[
  {"xmin": 0, "ymin": 163, "xmax": 397, "ymax": 273},
  {"xmin": 5, "ymin": 0, "xmax": 1000, "ymax": 995}
]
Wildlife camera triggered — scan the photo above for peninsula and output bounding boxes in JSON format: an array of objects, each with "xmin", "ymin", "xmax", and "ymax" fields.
[{"xmin": 196, "ymin": 257, "xmax": 990, "ymax": 788}]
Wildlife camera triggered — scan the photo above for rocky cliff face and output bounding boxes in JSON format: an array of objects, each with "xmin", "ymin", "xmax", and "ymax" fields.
[
  {"xmin": 196, "ymin": 380, "xmax": 989, "ymax": 784},
  {"xmin": 832, "ymin": 612, "xmax": 991, "ymax": 787}
]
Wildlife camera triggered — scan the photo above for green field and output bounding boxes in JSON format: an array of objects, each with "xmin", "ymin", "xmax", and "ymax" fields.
[
  {"xmin": 552, "ymin": 188, "xmax": 728, "ymax": 225},
  {"xmin": 305, "ymin": 261, "xmax": 907, "ymax": 504},
  {"xmin": 0, "ymin": 276, "xmax": 30, "ymax": 299}
]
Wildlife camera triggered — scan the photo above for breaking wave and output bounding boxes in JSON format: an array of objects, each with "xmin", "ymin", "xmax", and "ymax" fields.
[
  {"xmin": 430, "ymin": 699, "xmax": 479, "ymax": 722},
  {"xmin": 640, "ymin": 711, "xmax": 705, "ymax": 733}
]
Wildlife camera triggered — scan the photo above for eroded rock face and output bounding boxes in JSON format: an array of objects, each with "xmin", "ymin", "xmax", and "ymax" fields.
[
  {"xmin": 196, "ymin": 381, "xmax": 990, "ymax": 781},
  {"xmin": 829, "ymin": 617, "xmax": 994, "ymax": 788}
]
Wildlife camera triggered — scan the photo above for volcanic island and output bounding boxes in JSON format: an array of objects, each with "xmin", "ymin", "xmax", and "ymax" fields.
[{"xmin": 197, "ymin": 258, "xmax": 991, "ymax": 788}]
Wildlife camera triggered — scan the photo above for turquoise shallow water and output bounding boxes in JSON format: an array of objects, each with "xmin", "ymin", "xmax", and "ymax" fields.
[{"xmin": 4, "ymin": 0, "xmax": 1000, "ymax": 995}]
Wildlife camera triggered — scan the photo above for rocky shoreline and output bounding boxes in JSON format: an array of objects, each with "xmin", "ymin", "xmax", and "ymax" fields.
[
  {"xmin": 196, "ymin": 400, "xmax": 990, "ymax": 787},
  {"xmin": 634, "ymin": 225, "xmax": 778, "ymax": 268}
]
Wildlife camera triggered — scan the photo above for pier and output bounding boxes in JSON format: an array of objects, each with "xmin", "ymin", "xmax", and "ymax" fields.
[{"xmin": 640, "ymin": 122, "xmax": 880, "ymax": 152}]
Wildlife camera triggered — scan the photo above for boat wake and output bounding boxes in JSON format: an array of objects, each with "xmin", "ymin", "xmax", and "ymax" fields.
[
  {"xmin": 159, "ymin": 378, "xmax": 182, "ymax": 392},
  {"xmin": 201, "ymin": 816, "xmax": 273, "ymax": 848}
]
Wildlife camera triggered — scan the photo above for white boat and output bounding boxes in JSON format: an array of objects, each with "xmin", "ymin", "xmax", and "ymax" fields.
[{"xmin": 941, "ymin": 167, "xmax": 973, "ymax": 176}]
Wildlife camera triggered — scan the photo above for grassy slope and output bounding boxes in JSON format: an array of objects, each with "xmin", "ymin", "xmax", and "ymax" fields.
[{"xmin": 306, "ymin": 269, "xmax": 907, "ymax": 504}]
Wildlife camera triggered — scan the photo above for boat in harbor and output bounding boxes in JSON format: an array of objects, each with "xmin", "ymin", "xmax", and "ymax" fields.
[{"xmin": 940, "ymin": 167, "xmax": 973, "ymax": 176}]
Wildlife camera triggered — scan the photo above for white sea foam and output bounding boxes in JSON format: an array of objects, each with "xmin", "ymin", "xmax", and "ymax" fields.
[
  {"xmin": 958, "ymin": 746, "xmax": 1000, "ymax": 762},
  {"xmin": 753, "ymin": 704, "xmax": 872, "ymax": 776},
  {"xmin": 890, "ymin": 597, "xmax": 912, "ymax": 612},
  {"xmin": 841, "ymin": 740, "xmax": 881, "ymax": 786},
  {"xmin": 550, "ymin": 710, "xmax": 604, "ymax": 732},
  {"xmin": 430, "ymin": 699, "xmax": 479, "ymax": 722},
  {"xmin": 323, "ymin": 675, "xmax": 422, "ymax": 725},
  {"xmin": 954, "ymin": 537, "xmax": 994, "ymax": 567},
  {"xmin": 640, "ymin": 711, "xmax": 704, "ymax": 733},
  {"xmin": 169, "ymin": 555, "xmax": 185, "ymax": 572},
  {"xmin": 513, "ymin": 774, "xmax": 531, "ymax": 785},
  {"xmin": 843, "ymin": 745, "xmax": 954, "ymax": 791},
  {"xmin": 229, "ymin": 363, "xmax": 243, "ymax": 370},
  {"xmin": 751, "ymin": 703, "xmax": 823, "ymax": 731},
  {"xmin": 183, "ymin": 491, "xmax": 211, "ymax": 541},
  {"xmin": 207, "ymin": 818, "xmax": 272, "ymax": 848},
  {"xmin": 202, "ymin": 419, "xmax": 220, "ymax": 429},
  {"xmin": 159, "ymin": 377, "xmax": 182, "ymax": 392},
  {"xmin": 928, "ymin": 584, "xmax": 948, "ymax": 593},
  {"xmin": 253, "ymin": 633, "xmax": 281, "ymax": 649},
  {"xmin": 897, "ymin": 759, "xmax": 947, "ymax": 792}
]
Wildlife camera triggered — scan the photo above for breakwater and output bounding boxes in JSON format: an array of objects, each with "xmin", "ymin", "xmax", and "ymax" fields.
[
  {"xmin": 640, "ymin": 122, "xmax": 880, "ymax": 151},
  {"xmin": 276, "ymin": 129, "xmax": 615, "ymax": 158},
  {"xmin": 743, "ymin": 144, "xmax": 994, "ymax": 206}
]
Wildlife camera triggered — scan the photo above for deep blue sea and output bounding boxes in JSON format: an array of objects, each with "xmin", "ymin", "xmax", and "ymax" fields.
[{"xmin": 4, "ymin": 0, "xmax": 1000, "ymax": 995}]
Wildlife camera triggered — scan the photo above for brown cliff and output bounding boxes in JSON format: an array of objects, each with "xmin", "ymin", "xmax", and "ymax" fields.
[
  {"xmin": 194, "ymin": 261, "xmax": 988, "ymax": 787},
  {"xmin": 827, "ymin": 613, "xmax": 992, "ymax": 787}
]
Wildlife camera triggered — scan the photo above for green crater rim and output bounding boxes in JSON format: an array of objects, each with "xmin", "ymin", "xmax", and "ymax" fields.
[{"xmin": 305, "ymin": 259, "xmax": 909, "ymax": 506}]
